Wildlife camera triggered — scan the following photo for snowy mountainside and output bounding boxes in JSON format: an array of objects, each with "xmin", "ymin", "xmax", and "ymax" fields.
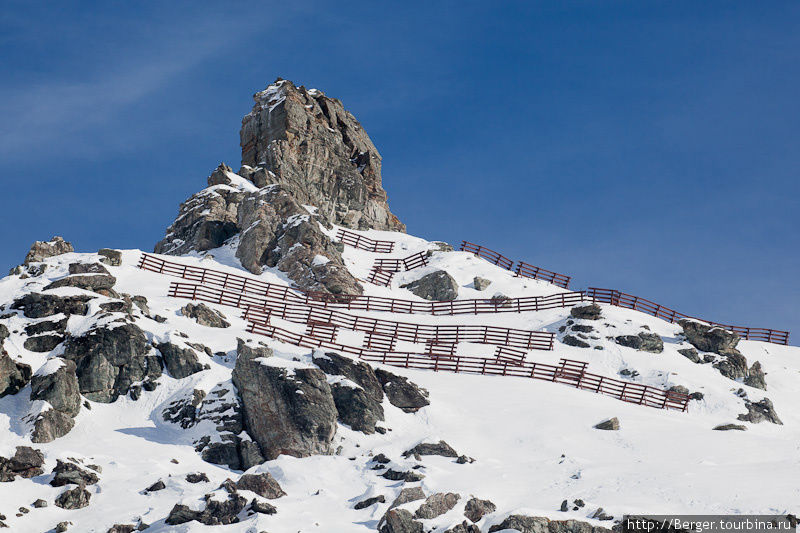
[{"xmin": 0, "ymin": 226, "xmax": 798, "ymax": 533}]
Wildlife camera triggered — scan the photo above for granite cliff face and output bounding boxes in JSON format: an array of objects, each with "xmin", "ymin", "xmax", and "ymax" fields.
[
  {"xmin": 155, "ymin": 78, "xmax": 406, "ymax": 295},
  {"xmin": 239, "ymin": 79, "xmax": 405, "ymax": 232}
]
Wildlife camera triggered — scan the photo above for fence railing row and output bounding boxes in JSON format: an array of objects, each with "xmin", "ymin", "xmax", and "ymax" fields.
[
  {"xmin": 460, "ymin": 241, "xmax": 571, "ymax": 289},
  {"xmin": 168, "ymin": 282, "xmax": 554, "ymax": 351},
  {"xmin": 372, "ymin": 251, "xmax": 428, "ymax": 272},
  {"xmin": 335, "ymin": 228, "xmax": 394, "ymax": 253},
  {"xmin": 243, "ymin": 319, "xmax": 688, "ymax": 412},
  {"xmin": 587, "ymin": 288, "xmax": 789, "ymax": 345}
]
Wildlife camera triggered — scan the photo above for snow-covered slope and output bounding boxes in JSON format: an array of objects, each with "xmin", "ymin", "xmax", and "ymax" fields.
[{"xmin": 1, "ymin": 226, "xmax": 798, "ymax": 533}]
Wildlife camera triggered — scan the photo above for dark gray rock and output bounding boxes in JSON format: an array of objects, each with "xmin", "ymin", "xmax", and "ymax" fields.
[
  {"xmin": 488, "ymin": 516, "xmax": 613, "ymax": 533},
  {"xmin": 31, "ymin": 410, "xmax": 75, "ymax": 443},
  {"xmin": 33, "ymin": 499, "xmax": 47, "ymax": 508},
  {"xmin": 403, "ymin": 441, "xmax": 458, "ymax": 458},
  {"xmin": 380, "ymin": 509, "xmax": 424, "ymax": 533},
  {"xmin": 250, "ymin": 499, "xmax": 277, "ymax": 515},
  {"xmin": 23, "ymin": 334, "xmax": 64, "ymax": 352},
  {"xmin": 165, "ymin": 504, "xmax": 202, "ymax": 525},
  {"xmin": 570, "ymin": 304, "xmax": 602, "ymax": 320},
  {"xmin": 615, "ymin": 332, "xmax": 663, "ymax": 353},
  {"xmin": 54, "ymin": 486, "xmax": 91, "ymax": 510},
  {"xmin": 62, "ymin": 322, "xmax": 162, "ymax": 402},
  {"xmin": 743, "ymin": 361, "xmax": 767, "ymax": 390},
  {"xmin": 355, "ymin": 495, "xmax": 385, "ymax": 509},
  {"xmin": 312, "ymin": 351, "xmax": 383, "ymax": 402},
  {"xmin": 401, "ymin": 270, "xmax": 459, "ymax": 301},
  {"xmin": 562, "ymin": 335, "xmax": 590, "ymax": 348},
  {"xmin": 11, "ymin": 293, "xmax": 92, "ymax": 319},
  {"xmin": 186, "ymin": 472, "xmax": 209, "ymax": 483},
  {"xmin": 446, "ymin": 522, "xmax": 482, "ymax": 533},
  {"xmin": 157, "ymin": 342, "xmax": 205, "ymax": 379},
  {"xmin": 45, "ymin": 273, "xmax": 117, "ymax": 293},
  {"xmin": 30, "ymin": 358, "xmax": 81, "ymax": 417},
  {"xmin": 415, "ymin": 492, "xmax": 460, "ymax": 519},
  {"xmin": 473, "ymin": 277, "xmax": 492, "ymax": 291},
  {"xmin": 0, "ymin": 446, "xmax": 44, "ymax": 481},
  {"xmin": 714, "ymin": 351, "xmax": 749, "ymax": 381},
  {"xmin": 330, "ymin": 381, "xmax": 385, "ymax": 434},
  {"xmin": 570, "ymin": 324, "xmax": 594, "ymax": 333},
  {"xmin": 0, "ymin": 349, "xmax": 32, "ymax": 398},
  {"xmin": 240, "ymin": 79, "xmax": 405, "ymax": 232},
  {"xmin": 713, "ymin": 424, "xmax": 747, "ymax": 431},
  {"xmin": 68, "ymin": 262, "xmax": 109, "ymax": 275},
  {"xmin": 98, "ymin": 249, "xmax": 122, "ymax": 267},
  {"xmin": 50, "ymin": 460, "xmax": 99, "ymax": 487},
  {"xmin": 678, "ymin": 348, "xmax": 701, "ymax": 363},
  {"xmin": 374, "ymin": 369, "xmax": 430, "ymax": 413},
  {"xmin": 201, "ymin": 490, "xmax": 248, "ymax": 525},
  {"xmin": 381, "ymin": 469, "xmax": 425, "ymax": 482},
  {"xmin": 145, "ymin": 480, "xmax": 166, "ymax": 492},
  {"xmin": 24, "ymin": 318, "xmax": 68, "ymax": 336},
  {"xmin": 107, "ymin": 524, "xmax": 136, "ymax": 533},
  {"xmin": 464, "ymin": 497, "xmax": 496, "ymax": 523},
  {"xmin": 24, "ymin": 237, "xmax": 73, "ymax": 265},
  {"xmin": 180, "ymin": 303, "xmax": 230, "ymax": 328},
  {"xmin": 594, "ymin": 417, "xmax": 620, "ymax": 431},
  {"xmin": 232, "ymin": 346, "xmax": 337, "ymax": 460},
  {"xmin": 236, "ymin": 472, "xmax": 286, "ymax": 499},
  {"xmin": 737, "ymin": 398, "xmax": 782, "ymax": 425},
  {"xmin": 678, "ymin": 320, "xmax": 739, "ymax": 354},
  {"xmin": 389, "ymin": 487, "xmax": 425, "ymax": 509}
]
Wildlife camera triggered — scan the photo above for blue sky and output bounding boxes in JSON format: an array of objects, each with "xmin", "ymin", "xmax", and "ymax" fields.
[{"xmin": 2, "ymin": 1, "xmax": 798, "ymax": 342}]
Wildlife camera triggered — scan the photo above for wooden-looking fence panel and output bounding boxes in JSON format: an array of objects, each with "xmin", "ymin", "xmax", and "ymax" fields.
[
  {"xmin": 335, "ymin": 228, "xmax": 394, "ymax": 253},
  {"xmin": 460, "ymin": 241, "xmax": 572, "ymax": 289}
]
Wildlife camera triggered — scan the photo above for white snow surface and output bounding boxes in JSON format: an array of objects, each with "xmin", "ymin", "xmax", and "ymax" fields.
[{"xmin": 0, "ymin": 226, "xmax": 798, "ymax": 532}]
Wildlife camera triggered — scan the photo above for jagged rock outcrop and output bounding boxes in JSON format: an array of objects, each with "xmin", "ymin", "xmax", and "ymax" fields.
[
  {"xmin": 45, "ymin": 262, "xmax": 116, "ymax": 294},
  {"xmin": 236, "ymin": 472, "xmax": 286, "ymax": 499},
  {"xmin": 614, "ymin": 332, "xmax": 663, "ymax": 353},
  {"xmin": 678, "ymin": 320, "xmax": 739, "ymax": 354},
  {"xmin": 232, "ymin": 342, "xmax": 337, "ymax": 460},
  {"xmin": 29, "ymin": 358, "xmax": 82, "ymax": 442},
  {"xmin": 157, "ymin": 342, "xmax": 205, "ymax": 379},
  {"xmin": 375, "ymin": 368, "xmax": 430, "ymax": 412},
  {"xmin": 50, "ymin": 460, "xmax": 99, "ymax": 487},
  {"xmin": 24, "ymin": 236, "xmax": 73, "ymax": 265},
  {"xmin": 240, "ymin": 79, "xmax": 404, "ymax": 232},
  {"xmin": 570, "ymin": 304, "xmax": 602, "ymax": 320},
  {"xmin": 0, "ymin": 348, "xmax": 32, "ymax": 398},
  {"xmin": 738, "ymin": 398, "xmax": 782, "ymax": 425},
  {"xmin": 0, "ymin": 446, "xmax": 44, "ymax": 481},
  {"xmin": 403, "ymin": 440, "xmax": 459, "ymax": 458},
  {"xmin": 11, "ymin": 293, "xmax": 93, "ymax": 319},
  {"xmin": 464, "ymin": 497, "xmax": 496, "ymax": 523},
  {"xmin": 61, "ymin": 322, "xmax": 162, "ymax": 402},
  {"xmin": 55, "ymin": 485, "xmax": 91, "ymax": 510},
  {"xmin": 401, "ymin": 270, "xmax": 459, "ymax": 301},
  {"xmin": 488, "ymin": 516, "xmax": 613, "ymax": 533},
  {"xmin": 380, "ymin": 509, "xmax": 424, "ymax": 533},
  {"xmin": 414, "ymin": 492, "xmax": 460, "ymax": 519}
]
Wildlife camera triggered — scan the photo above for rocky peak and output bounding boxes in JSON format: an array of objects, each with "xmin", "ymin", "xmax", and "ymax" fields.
[{"xmin": 239, "ymin": 78, "xmax": 405, "ymax": 232}]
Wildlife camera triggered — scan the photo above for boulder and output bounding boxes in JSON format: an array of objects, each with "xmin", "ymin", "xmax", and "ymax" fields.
[
  {"xmin": 570, "ymin": 304, "xmax": 602, "ymax": 320},
  {"xmin": 250, "ymin": 499, "xmax": 277, "ymax": 515},
  {"xmin": 389, "ymin": 487, "xmax": 426, "ymax": 509},
  {"xmin": 464, "ymin": 497, "xmax": 496, "ymax": 523},
  {"xmin": 68, "ymin": 262, "xmax": 109, "ymax": 275},
  {"xmin": 678, "ymin": 348, "xmax": 701, "ymax": 363},
  {"xmin": 54, "ymin": 486, "xmax": 91, "ymax": 510},
  {"xmin": 61, "ymin": 322, "xmax": 162, "ymax": 402},
  {"xmin": 232, "ymin": 345, "xmax": 337, "ymax": 459},
  {"xmin": 236, "ymin": 472, "xmax": 286, "ymax": 499},
  {"xmin": 374, "ymin": 368, "xmax": 430, "ymax": 413},
  {"xmin": 180, "ymin": 303, "xmax": 230, "ymax": 328},
  {"xmin": 98, "ymin": 249, "xmax": 122, "ymax": 266},
  {"xmin": 714, "ymin": 351, "xmax": 749, "ymax": 381},
  {"xmin": 24, "ymin": 237, "xmax": 73, "ymax": 265},
  {"xmin": 145, "ymin": 480, "xmax": 166, "ymax": 492},
  {"xmin": 473, "ymin": 277, "xmax": 492, "ymax": 291},
  {"xmin": 312, "ymin": 352, "xmax": 384, "ymax": 401},
  {"xmin": 45, "ymin": 273, "xmax": 117, "ymax": 293},
  {"xmin": 743, "ymin": 361, "xmax": 767, "ymax": 390},
  {"xmin": 401, "ymin": 270, "xmax": 459, "ymax": 301},
  {"xmin": 25, "ymin": 317, "xmax": 68, "ymax": 336},
  {"xmin": 0, "ymin": 446, "xmax": 45, "ymax": 481},
  {"xmin": 239, "ymin": 79, "xmax": 405, "ymax": 232},
  {"xmin": 11, "ymin": 293, "xmax": 92, "ymax": 319},
  {"xmin": 31, "ymin": 410, "xmax": 75, "ymax": 443},
  {"xmin": 330, "ymin": 381, "xmax": 384, "ymax": 434},
  {"xmin": 562, "ymin": 335, "xmax": 590, "ymax": 348},
  {"xmin": 380, "ymin": 509, "xmax": 424, "ymax": 533},
  {"xmin": 355, "ymin": 495, "xmax": 386, "ymax": 509},
  {"xmin": 614, "ymin": 332, "xmax": 663, "ymax": 353},
  {"xmin": 713, "ymin": 424, "xmax": 747, "ymax": 431},
  {"xmin": 403, "ymin": 441, "xmax": 459, "ymax": 458},
  {"xmin": 447, "ymin": 522, "xmax": 482, "ymax": 533},
  {"xmin": 381, "ymin": 469, "xmax": 425, "ymax": 482},
  {"xmin": 157, "ymin": 342, "xmax": 205, "ymax": 379},
  {"xmin": 0, "ymin": 350, "xmax": 32, "ymax": 398},
  {"xmin": 737, "ymin": 398, "xmax": 782, "ymax": 425},
  {"xmin": 165, "ymin": 504, "xmax": 202, "ymax": 525},
  {"xmin": 30, "ymin": 358, "xmax": 81, "ymax": 417},
  {"xmin": 186, "ymin": 472, "xmax": 209, "ymax": 483},
  {"xmin": 50, "ymin": 460, "xmax": 99, "ymax": 487},
  {"xmin": 415, "ymin": 492, "xmax": 460, "ymax": 519},
  {"xmin": 594, "ymin": 417, "xmax": 620, "ymax": 431},
  {"xmin": 23, "ymin": 334, "xmax": 64, "ymax": 352},
  {"xmin": 678, "ymin": 320, "xmax": 739, "ymax": 354},
  {"xmin": 488, "ymin": 516, "xmax": 613, "ymax": 533}
]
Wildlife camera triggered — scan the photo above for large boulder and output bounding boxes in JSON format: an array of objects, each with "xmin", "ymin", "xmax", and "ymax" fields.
[
  {"xmin": 239, "ymin": 79, "xmax": 404, "ymax": 232},
  {"xmin": 11, "ymin": 293, "xmax": 92, "ymax": 319},
  {"xmin": 374, "ymin": 368, "xmax": 430, "ymax": 413},
  {"xmin": 678, "ymin": 320, "xmax": 740, "ymax": 354},
  {"xmin": 414, "ymin": 492, "xmax": 460, "ymax": 519},
  {"xmin": 312, "ymin": 352, "xmax": 383, "ymax": 401},
  {"xmin": 614, "ymin": 332, "xmax": 663, "ymax": 353},
  {"xmin": 50, "ymin": 460, "xmax": 99, "ymax": 487},
  {"xmin": 61, "ymin": 323, "xmax": 162, "ymax": 402},
  {"xmin": 0, "ymin": 446, "xmax": 45, "ymax": 481},
  {"xmin": 54, "ymin": 485, "xmax": 91, "ymax": 510},
  {"xmin": 24, "ymin": 236, "xmax": 73, "ymax": 265},
  {"xmin": 232, "ymin": 343, "xmax": 338, "ymax": 460},
  {"xmin": 0, "ymin": 349, "xmax": 32, "ymax": 398},
  {"xmin": 401, "ymin": 270, "xmax": 459, "ymax": 301},
  {"xmin": 488, "ymin": 516, "xmax": 613, "ymax": 533},
  {"xmin": 464, "ymin": 497, "xmax": 496, "ymax": 523},
  {"xmin": 180, "ymin": 303, "xmax": 230, "ymax": 328},
  {"xmin": 329, "ymin": 381, "xmax": 384, "ymax": 434},
  {"xmin": 29, "ymin": 359, "xmax": 81, "ymax": 442},
  {"xmin": 380, "ymin": 509, "xmax": 424, "ymax": 533},
  {"xmin": 31, "ymin": 410, "xmax": 75, "ymax": 443},
  {"xmin": 236, "ymin": 472, "xmax": 285, "ymax": 499},
  {"xmin": 570, "ymin": 304, "xmax": 602, "ymax": 320},
  {"xmin": 157, "ymin": 342, "xmax": 205, "ymax": 379},
  {"xmin": 737, "ymin": 398, "xmax": 782, "ymax": 425},
  {"xmin": 744, "ymin": 361, "xmax": 767, "ymax": 390}
]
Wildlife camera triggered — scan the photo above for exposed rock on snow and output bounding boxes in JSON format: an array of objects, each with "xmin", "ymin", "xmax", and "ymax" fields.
[
  {"xmin": 414, "ymin": 492, "xmax": 460, "ymax": 519},
  {"xmin": 713, "ymin": 424, "xmax": 747, "ymax": 431},
  {"xmin": 744, "ymin": 361, "xmax": 767, "ymax": 390},
  {"xmin": 446, "ymin": 522, "xmax": 482, "ymax": 533},
  {"xmin": 678, "ymin": 347, "xmax": 701, "ymax": 363},
  {"xmin": 389, "ymin": 486, "xmax": 426, "ymax": 509},
  {"xmin": 464, "ymin": 496, "xmax": 496, "ymax": 522},
  {"xmin": 236, "ymin": 472, "xmax": 286, "ymax": 499},
  {"xmin": 0, "ymin": 348, "xmax": 32, "ymax": 398},
  {"xmin": 55, "ymin": 485, "xmax": 91, "ymax": 510},
  {"xmin": 11, "ymin": 293, "xmax": 92, "ymax": 319},
  {"xmin": 23, "ymin": 334, "xmax": 64, "ymax": 352},
  {"xmin": 29, "ymin": 358, "xmax": 81, "ymax": 442},
  {"xmin": 678, "ymin": 320, "xmax": 739, "ymax": 354},
  {"xmin": 98, "ymin": 248, "xmax": 122, "ymax": 266},
  {"xmin": 50, "ymin": 460, "xmax": 99, "ymax": 487},
  {"xmin": 31, "ymin": 410, "xmax": 75, "ymax": 443},
  {"xmin": 488, "ymin": 515, "xmax": 613, "ymax": 533},
  {"xmin": 166, "ymin": 480, "xmax": 248, "ymax": 525},
  {"xmin": 313, "ymin": 351, "xmax": 384, "ymax": 401},
  {"xmin": 562, "ymin": 335, "xmax": 590, "ymax": 348},
  {"xmin": 403, "ymin": 440, "xmax": 459, "ymax": 458},
  {"xmin": 473, "ymin": 276, "xmax": 492, "ymax": 291},
  {"xmin": 570, "ymin": 304, "xmax": 602, "ymax": 320},
  {"xmin": 157, "ymin": 342, "xmax": 205, "ymax": 379},
  {"xmin": 232, "ymin": 343, "xmax": 337, "ymax": 460},
  {"xmin": 240, "ymin": 79, "xmax": 404, "ymax": 232},
  {"xmin": 594, "ymin": 417, "xmax": 620, "ymax": 431},
  {"xmin": 374, "ymin": 368, "xmax": 430, "ymax": 413},
  {"xmin": 180, "ymin": 303, "xmax": 230, "ymax": 328},
  {"xmin": 379, "ymin": 508, "xmax": 424, "ymax": 533},
  {"xmin": 614, "ymin": 332, "xmax": 663, "ymax": 353},
  {"xmin": 62, "ymin": 322, "xmax": 162, "ymax": 403},
  {"xmin": 329, "ymin": 381, "xmax": 385, "ymax": 434},
  {"xmin": 354, "ymin": 495, "xmax": 385, "ymax": 509},
  {"xmin": 23, "ymin": 236, "xmax": 73, "ymax": 265},
  {"xmin": 737, "ymin": 398, "xmax": 782, "ymax": 425},
  {"xmin": 401, "ymin": 270, "xmax": 459, "ymax": 301},
  {"xmin": 0, "ymin": 446, "xmax": 44, "ymax": 481}
]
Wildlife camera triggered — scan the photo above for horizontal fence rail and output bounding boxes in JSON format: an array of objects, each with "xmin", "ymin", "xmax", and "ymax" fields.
[
  {"xmin": 138, "ymin": 253, "xmax": 587, "ymax": 317},
  {"xmin": 168, "ymin": 281, "xmax": 555, "ymax": 351},
  {"xmin": 366, "ymin": 269, "xmax": 395, "ymax": 287},
  {"xmin": 587, "ymin": 288, "xmax": 790, "ymax": 345},
  {"xmin": 335, "ymin": 228, "xmax": 394, "ymax": 253},
  {"xmin": 243, "ymin": 320, "xmax": 688, "ymax": 412},
  {"xmin": 372, "ymin": 251, "xmax": 428, "ymax": 272},
  {"xmin": 460, "ymin": 241, "xmax": 571, "ymax": 289}
]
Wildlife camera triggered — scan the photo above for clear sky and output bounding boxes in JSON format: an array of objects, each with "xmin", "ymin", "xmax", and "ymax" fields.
[{"xmin": 2, "ymin": 1, "xmax": 798, "ymax": 342}]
